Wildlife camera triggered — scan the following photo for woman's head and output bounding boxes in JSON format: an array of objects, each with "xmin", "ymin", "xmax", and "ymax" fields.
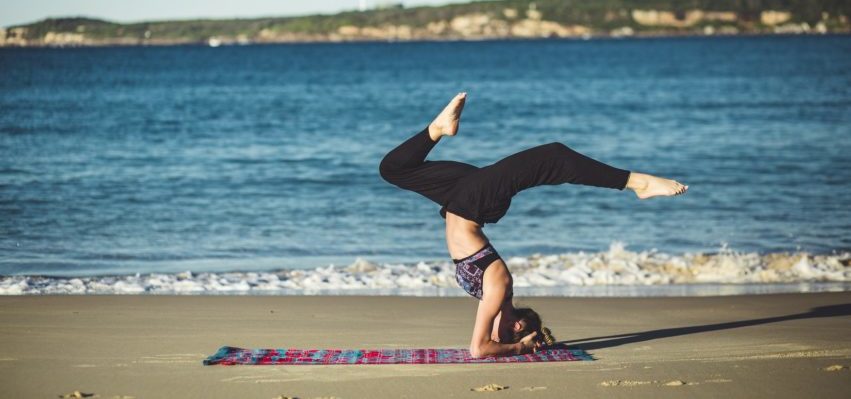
[{"xmin": 510, "ymin": 307, "xmax": 556, "ymax": 346}]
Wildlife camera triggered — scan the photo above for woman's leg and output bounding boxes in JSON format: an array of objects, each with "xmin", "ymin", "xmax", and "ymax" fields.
[
  {"xmin": 379, "ymin": 128, "xmax": 478, "ymax": 205},
  {"xmin": 488, "ymin": 142, "xmax": 631, "ymax": 194},
  {"xmin": 474, "ymin": 142, "xmax": 686, "ymax": 201},
  {"xmin": 379, "ymin": 93, "xmax": 478, "ymax": 205}
]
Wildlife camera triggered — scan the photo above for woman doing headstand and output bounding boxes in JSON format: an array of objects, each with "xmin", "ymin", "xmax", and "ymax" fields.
[{"xmin": 379, "ymin": 93, "xmax": 688, "ymax": 358}]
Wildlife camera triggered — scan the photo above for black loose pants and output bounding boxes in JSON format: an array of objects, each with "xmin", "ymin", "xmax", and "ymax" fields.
[{"xmin": 379, "ymin": 127, "xmax": 630, "ymax": 225}]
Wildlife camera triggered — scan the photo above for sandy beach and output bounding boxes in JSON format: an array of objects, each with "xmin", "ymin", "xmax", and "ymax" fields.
[{"xmin": 1, "ymin": 292, "xmax": 849, "ymax": 398}]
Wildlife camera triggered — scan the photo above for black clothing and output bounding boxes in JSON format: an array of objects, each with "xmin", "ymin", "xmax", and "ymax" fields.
[{"xmin": 379, "ymin": 127, "xmax": 630, "ymax": 225}]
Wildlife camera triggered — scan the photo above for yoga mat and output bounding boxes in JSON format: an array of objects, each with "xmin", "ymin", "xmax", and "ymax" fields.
[{"xmin": 203, "ymin": 344, "xmax": 593, "ymax": 365}]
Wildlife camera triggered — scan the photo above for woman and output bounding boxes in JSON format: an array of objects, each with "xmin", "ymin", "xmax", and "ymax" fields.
[{"xmin": 379, "ymin": 93, "xmax": 687, "ymax": 358}]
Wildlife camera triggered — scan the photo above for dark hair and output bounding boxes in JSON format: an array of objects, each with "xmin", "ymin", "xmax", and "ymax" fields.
[{"xmin": 511, "ymin": 307, "xmax": 556, "ymax": 346}]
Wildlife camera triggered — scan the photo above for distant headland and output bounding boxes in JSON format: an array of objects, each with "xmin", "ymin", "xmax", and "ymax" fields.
[{"xmin": 2, "ymin": 0, "xmax": 849, "ymax": 47}]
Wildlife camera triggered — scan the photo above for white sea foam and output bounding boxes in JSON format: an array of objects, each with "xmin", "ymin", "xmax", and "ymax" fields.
[{"xmin": 1, "ymin": 243, "xmax": 849, "ymax": 296}]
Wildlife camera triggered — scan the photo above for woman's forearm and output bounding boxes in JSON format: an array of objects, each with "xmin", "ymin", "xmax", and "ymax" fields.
[{"xmin": 472, "ymin": 340, "xmax": 522, "ymax": 358}]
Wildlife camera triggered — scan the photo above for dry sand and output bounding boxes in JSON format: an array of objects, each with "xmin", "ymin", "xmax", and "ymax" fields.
[{"xmin": 1, "ymin": 292, "xmax": 849, "ymax": 398}]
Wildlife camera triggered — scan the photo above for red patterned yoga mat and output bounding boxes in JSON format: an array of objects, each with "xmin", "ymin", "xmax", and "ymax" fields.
[{"xmin": 203, "ymin": 345, "xmax": 593, "ymax": 365}]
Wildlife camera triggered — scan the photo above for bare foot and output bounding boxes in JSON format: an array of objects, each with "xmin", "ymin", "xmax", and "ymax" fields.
[
  {"xmin": 626, "ymin": 172, "xmax": 688, "ymax": 199},
  {"xmin": 428, "ymin": 92, "xmax": 467, "ymax": 141}
]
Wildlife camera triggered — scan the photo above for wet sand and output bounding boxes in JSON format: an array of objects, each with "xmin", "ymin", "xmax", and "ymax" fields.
[{"xmin": 1, "ymin": 292, "xmax": 849, "ymax": 398}]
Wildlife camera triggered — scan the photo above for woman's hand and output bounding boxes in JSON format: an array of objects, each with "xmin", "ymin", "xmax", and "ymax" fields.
[{"xmin": 518, "ymin": 331, "xmax": 542, "ymax": 354}]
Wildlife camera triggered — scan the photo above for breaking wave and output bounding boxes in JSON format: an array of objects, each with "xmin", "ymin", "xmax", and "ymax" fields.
[{"xmin": 2, "ymin": 243, "xmax": 849, "ymax": 296}]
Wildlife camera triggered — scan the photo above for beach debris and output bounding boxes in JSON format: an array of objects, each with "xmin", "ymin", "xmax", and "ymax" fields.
[
  {"xmin": 600, "ymin": 380, "xmax": 657, "ymax": 387},
  {"xmin": 520, "ymin": 386, "xmax": 547, "ymax": 391},
  {"xmin": 471, "ymin": 383, "xmax": 508, "ymax": 392},
  {"xmin": 58, "ymin": 391, "xmax": 96, "ymax": 398},
  {"xmin": 664, "ymin": 380, "xmax": 687, "ymax": 386},
  {"xmin": 822, "ymin": 364, "xmax": 848, "ymax": 371}
]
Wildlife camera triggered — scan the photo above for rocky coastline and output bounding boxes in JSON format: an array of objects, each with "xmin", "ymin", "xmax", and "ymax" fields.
[{"xmin": 2, "ymin": 3, "xmax": 849, "ymax": 48}]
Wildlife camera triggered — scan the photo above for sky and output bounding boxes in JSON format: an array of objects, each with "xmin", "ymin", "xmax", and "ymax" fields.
[{"xmin": 1, "ymin": 0, "xmax": 469, "ymax": 28}]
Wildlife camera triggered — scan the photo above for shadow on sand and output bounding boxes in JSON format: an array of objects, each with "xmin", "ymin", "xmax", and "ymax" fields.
[{"xmin": 555, "ymin": 303, "xmax": 850, "ymax": 351}]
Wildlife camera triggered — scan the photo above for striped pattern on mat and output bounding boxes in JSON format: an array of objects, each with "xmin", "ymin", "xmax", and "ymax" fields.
[{"xmin": 202, "ymin": 345, "xmax": 593, "ymax": 365}]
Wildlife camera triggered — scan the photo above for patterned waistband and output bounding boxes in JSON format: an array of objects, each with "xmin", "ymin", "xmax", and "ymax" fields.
[{"xmin": 452, "ymin": 242, "xmax": 501, "ymax": 269}]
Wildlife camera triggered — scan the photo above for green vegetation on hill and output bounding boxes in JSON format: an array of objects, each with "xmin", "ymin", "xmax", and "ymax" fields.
[{"xmin": 4, "ymin": 0, "xmax": 850, "ymax": 46}]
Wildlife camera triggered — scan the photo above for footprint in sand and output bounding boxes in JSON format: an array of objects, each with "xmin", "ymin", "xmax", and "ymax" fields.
[
  {"xmin": 600, "ymin": 380, "xmax": 656, "ymax": 387},
  {"xmin": 471, "ymin": 383, "xmax": 508, "ymax": 392},
  {"xmin": 822, "ymin": 365, "xmax": 848, "ymax": 371},
  {"xmin": 600, "ymin": 380, "xmax": 692, "ymax": 387},
  {"xmin": 58, "ymin": 391, "xmax": 95, "ymax": 398}
]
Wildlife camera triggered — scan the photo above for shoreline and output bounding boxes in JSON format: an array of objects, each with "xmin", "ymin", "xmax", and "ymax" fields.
[
  {"xmin": 3, "ymin": 246, "xmax": 847, "ymax": 295},
  {"xmin": 1, "ymin": 31, "xmax": 848, "ymax": 49},
  {"xmin": 1, "ymin": 292, "xmax": 849, "ymax": 398},
  {"xmin": 1, "ymin": 283, "xmax": 850, "ymax": 297}
]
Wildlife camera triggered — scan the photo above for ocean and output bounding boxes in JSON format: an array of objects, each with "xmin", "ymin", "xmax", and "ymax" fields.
[{"xmin": 1, "ymin": 35, "xmax": 849, "ymax": 295}]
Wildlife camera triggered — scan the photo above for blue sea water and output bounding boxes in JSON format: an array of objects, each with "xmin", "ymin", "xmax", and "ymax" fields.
[{"xmin": 1, "ymin": 35, "xmax": 850, "ymax": 277}]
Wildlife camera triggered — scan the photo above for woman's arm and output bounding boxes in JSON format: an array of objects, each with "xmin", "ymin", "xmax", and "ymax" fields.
[{"xmin": 468, "ymin": 269, "xmax": 525, "ymax": 358}]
